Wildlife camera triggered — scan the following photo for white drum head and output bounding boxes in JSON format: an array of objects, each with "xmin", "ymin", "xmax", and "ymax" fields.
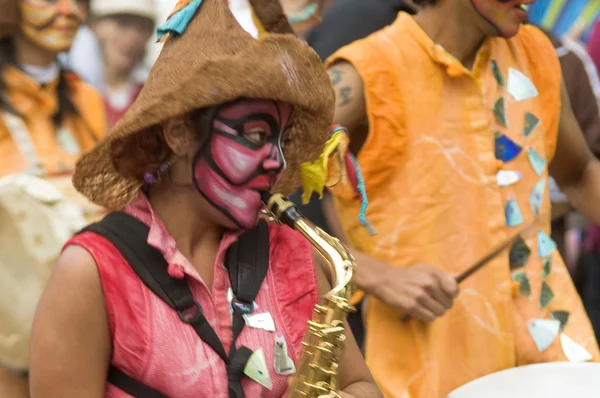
[{"xmin": 448, "ymin": 362, "xmax": 600, "ymax": 398}]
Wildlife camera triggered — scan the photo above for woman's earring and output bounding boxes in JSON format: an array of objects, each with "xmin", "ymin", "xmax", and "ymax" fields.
[{"xmin": 144, "ymin": 157, "xmax": 176, "ymax": 185}]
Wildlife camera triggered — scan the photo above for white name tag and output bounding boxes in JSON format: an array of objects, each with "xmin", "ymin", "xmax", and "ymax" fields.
[{"xmin": 243, "ymin": 312, "xmax": 276, "ymax": 332}]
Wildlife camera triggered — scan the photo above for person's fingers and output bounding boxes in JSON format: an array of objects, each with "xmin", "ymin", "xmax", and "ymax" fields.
[
  {"xmin": 427, "ymin": 285, "xmax": 453, "ymax": 309},
  {"xmin": 416, "ymin": 290, "xmax": 447, "ymax": 316},
  {"xmin": 398, "ymin": 286, "xmax": 444, "ymax": 321},
  {"xmin": 432, "ymin": 269, "xmax": 459, "ymax": 298},
  {"xmin": 410, "ymin": 305, "xmax": 437, "ymax": 323},
  {"xmin": 421, "ymin": 275, "xmax": 453, "ymax": 308}
]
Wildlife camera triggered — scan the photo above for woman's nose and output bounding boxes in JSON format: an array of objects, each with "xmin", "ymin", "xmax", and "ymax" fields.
[{"xmin": 262, "ymin": 158, "xmax": 283, "ymax": 171}]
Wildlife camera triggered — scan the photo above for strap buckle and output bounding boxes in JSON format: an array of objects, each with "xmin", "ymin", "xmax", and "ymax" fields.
[
  {"xmin": 231, "ymin": 297, "xmax": 254, "ymax": 315},
  {"xmin": 177, "ymin": 300, "xmax": 203, "ymax": 324}
]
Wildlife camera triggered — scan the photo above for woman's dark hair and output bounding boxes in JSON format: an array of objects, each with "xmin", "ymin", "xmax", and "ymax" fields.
[
  {"xmin": 111, "ymin": 107, "xmax": 214, "ymax": 180},
  {"xmin": 0, "ymin": 36, "xmax": 79, "ymax": 126}
]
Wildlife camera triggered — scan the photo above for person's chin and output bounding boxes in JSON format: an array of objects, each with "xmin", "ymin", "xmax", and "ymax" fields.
[
  {"xmin": 500, "ymin": 23, "xmax": 522, "ymax": 38},
  {"xmin": 43, "ymin": 41, "xmax": 72, "ymax": 54},
  {"xmin": 228, "ymin": 213, "xmax": 259, "ymax": 231},
  {"xmin": 487, "ymin": 23, "xmax": 521, "ymax": 39}
]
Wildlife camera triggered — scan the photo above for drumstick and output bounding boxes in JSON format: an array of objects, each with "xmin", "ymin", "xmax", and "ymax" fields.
[
  {"xmin": 455, "ymin": 219, "xmax": 536, "ymax": 283},
  {"xmin": 401, "ymin": 217, "xmax": 542, "ymax": 322}
]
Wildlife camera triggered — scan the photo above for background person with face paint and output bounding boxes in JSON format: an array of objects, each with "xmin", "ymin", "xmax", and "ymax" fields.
[
  {"xmin": 0, "ymin": 0, "xmax": 106, "ymax": 177},
  {"xmin": 320, "ymin": 0, "xmax": 600, "ymax": 396},
  {"xmin": 88, "ymin": 0, "xmax": 157, "ymax": 128},
  {"xmin": 28, "ymin": 1, "xmax": 381, "ymax": 397},
  {"xmin": 0, "ymin": 0, "xmax": 106, "ymax": 396}
]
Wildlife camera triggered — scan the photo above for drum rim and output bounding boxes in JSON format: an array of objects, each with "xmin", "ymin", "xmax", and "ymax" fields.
[{"xmin": 448, "ymin": 362, "xmax": 600, "ymax": 397}]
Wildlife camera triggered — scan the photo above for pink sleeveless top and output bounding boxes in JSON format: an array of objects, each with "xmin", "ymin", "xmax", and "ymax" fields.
[{"xmin": 64, "ymin": 194, "xmax": 318, "ymax": 397}]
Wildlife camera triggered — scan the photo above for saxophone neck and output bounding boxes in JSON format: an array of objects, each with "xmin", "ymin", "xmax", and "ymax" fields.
[{"xmin": 262, "ymin": 193, "xmax": 356, "ymax": 300}]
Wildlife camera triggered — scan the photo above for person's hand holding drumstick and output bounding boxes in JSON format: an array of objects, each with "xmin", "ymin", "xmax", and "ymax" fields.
[
  {"xmin": 399, "ymin": 217, "xmax": 541, "ymax": 323},
  {"xmin": 355, "ymin": 255, "xmax": 459, "ymax": 323}
]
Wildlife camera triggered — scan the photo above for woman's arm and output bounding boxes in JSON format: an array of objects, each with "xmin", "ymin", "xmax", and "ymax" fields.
[
  {"xmin": 312, "ymin": 250, "xmax": 383, "ymax": 398},
  {"xmin": 29, "ymin": 245, "xmax": 111, "ymax": 398},
  {"xmin": 0, "ymin": 367, "xmax": 29, "ymax": 398}
]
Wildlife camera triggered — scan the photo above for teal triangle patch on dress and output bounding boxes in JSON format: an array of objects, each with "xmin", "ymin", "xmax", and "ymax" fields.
[
  {"xmin": 540, "ymin": 281, "xmax": 555, "ymax": 309},
  {"xmin": 523, "ymin": 112, "xmax": 541, "ymax": 137},
  {"xmin": 510, "ymin": 236, "xmax": 531, "ymax": 270},
  {"xmin": 491, "ymin": 60, "xmax": 504, "ymax": 88},
  {"xmin": 529, "ymin": 178, "xmax": 546, "ymax": 216},
  {"xmin": 493, "ymin": 98, "xmax": 509, "ymax": 127},
  {"xmin": 550, "ymin": 310, "xmax": 570, "ymax": 331},
  {"xmin": 505, "ymin": 199, "xmax": 524, "ymax": 227},
  {"xmin": 527, "ymin": 147, "xmax": 546, "ymax": 176},
  {"xmin": 512, "ymin": 271, "xmax": 532, "ymax": 299},
  {"xmin": 537, "ymin": 231, "xmax": 556, "ymax": 258},
  {"xmin": 542, "ymin": 257, "xmax": 552, "ymax": 280},
  {"xmin": 528, "ymin": 319, "xmax": 560, "ymax": 352},
  {"xmin": 495, "ymin": 132, "xmax": 521, "ymax": 162}
]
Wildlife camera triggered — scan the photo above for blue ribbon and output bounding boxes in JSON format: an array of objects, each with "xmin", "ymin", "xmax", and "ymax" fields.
[{"xmin": 156, "ymin": 0, "xmax": 204, "ymax": 41}]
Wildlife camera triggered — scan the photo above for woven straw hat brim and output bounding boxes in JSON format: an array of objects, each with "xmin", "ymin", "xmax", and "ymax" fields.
[{"xmin": 74, "ymin": 0, "xmax": 334, "ymax": 210}]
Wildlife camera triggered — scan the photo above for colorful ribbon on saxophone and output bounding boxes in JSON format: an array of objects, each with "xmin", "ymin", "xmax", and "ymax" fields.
[{"xmin": 300, "ymin": 125, "xmax": 375, "ymax": 236}]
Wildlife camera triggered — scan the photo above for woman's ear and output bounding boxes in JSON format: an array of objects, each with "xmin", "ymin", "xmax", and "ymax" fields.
[{"xmin": 163, "ymin": 116, "xmax": 195, "ymax": 157}]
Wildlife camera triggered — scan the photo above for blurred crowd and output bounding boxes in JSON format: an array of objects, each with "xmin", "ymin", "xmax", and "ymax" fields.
[{"xmin": 3, "ymin": 0, "xmax": 600, "ymax": 397}]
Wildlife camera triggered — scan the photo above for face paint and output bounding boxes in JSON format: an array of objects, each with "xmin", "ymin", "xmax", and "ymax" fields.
[
  {"xmin": 193, "ymin": 99, "xmax": 293, "ymax": 229},
  {"xmin": 19, "ymin": 0, "xmax": 85, "ymax": 53},
  {"xmin": 469, "ymin": 0, "xmax": 534, "ymax": 38}
]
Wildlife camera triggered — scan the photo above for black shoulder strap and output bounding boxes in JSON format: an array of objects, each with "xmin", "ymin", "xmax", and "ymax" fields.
[
  {"xmin": 81, "ymin": 212, "xmax": 271, "ymax": 398},
  {"xmin": 226, "ymin": 219, "xmax": 270, "ymax": 308},
  {"xmin": 224, "ymin": 219, "xmax": 270, "ymax": 398},
  {"xmin": 107, "ymin": 366, "xmax": 168, "ymax": 398},
  {"xmin": 82, "ymin": 212, "xmax": 229, "ymax": 361}
]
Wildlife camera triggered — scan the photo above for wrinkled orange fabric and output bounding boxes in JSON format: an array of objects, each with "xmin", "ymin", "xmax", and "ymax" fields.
[
  {"xmin": 0, "ymin": 66, "xmax": 106, "ymax": 177},
  {"xmin": 327, "ymin": 12, "xmax": 600, "ymax": 398}
]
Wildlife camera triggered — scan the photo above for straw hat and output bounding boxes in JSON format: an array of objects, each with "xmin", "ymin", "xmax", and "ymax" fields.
[
  {"xmin": 90, "ymin": 0, "xmax": 157, "ymax": 22},
  {"xmin": 0, "ymin": 0, "xmax": 19, "ymax": 40},
  {"xmin": 73, "ymin": 0, "xmax": 335, "ymax": 210}
]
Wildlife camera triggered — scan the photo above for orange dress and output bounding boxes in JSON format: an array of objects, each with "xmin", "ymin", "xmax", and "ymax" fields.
[
  {"xmin": 327, "ymin": 12, "xmax": 600, "ymax": 398},
  {"xmin": 0, "ymin": 66, "xmax": 106, "ymax": 177}
]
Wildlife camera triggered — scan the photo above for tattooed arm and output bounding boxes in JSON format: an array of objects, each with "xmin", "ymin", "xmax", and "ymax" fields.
[
  {"xmin": 327, "ymin": 61, "xmax": 369, "ymax": 155},
  {"xmin": 323, "ymin": 62, "xmax": 459, "ymax": 322}
]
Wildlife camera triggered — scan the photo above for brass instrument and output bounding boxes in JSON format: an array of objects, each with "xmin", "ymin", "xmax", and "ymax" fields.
[{"xmin": 261, "ymin": 193, "xmax": 357, "ymax": 398}]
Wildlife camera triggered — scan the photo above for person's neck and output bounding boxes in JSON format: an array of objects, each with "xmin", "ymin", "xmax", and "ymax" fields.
[
  {"xmin": 148, "ymin": 181, "xmax": 224, "ymax": 264},
  {"xmin": 13, "ymin": 34, "xmax": 57, "ymax": 68},
  {"xmin": 103, "ymin": 66, "xmax": 132, "ymax": 92},
  {"xmin": 414, "ymin": 5, "xmax": 486, "ymax": 70}
]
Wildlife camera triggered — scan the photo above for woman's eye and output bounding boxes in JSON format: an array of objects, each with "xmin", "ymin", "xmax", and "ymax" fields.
[{"xmin": 245, "ymin": 129, "xmax": 267, "ymax": 145}]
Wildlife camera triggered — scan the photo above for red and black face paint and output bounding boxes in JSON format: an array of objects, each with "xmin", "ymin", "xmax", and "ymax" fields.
[{"xmin": 192, "ymin": 99, "xmax": 293, "ymax": 229}]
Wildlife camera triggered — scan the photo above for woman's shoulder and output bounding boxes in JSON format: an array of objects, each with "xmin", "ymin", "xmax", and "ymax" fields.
[{"xmin": 63, "ymin": 231, "xmax": 140, "ymax": 296}]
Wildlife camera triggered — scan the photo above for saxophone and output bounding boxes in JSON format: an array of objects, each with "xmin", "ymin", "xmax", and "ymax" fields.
[{"xmin": 261, "ymin": 193, "xmax": 357, "ymax": 398}]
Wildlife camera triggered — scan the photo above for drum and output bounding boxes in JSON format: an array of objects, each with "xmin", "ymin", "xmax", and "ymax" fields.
[
  {"xmin": 447, "ymin": 362, "xmax": 600, "ymax": 398},
  {"xmin": 0, "ymin": 174, "xmax": 88, "ymax": 371}
]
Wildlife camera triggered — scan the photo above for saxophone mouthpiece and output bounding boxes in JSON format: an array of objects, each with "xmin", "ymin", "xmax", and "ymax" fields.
[{"xmin": 261, "ymin": 192, "xmax": 303, "ymax": 228}]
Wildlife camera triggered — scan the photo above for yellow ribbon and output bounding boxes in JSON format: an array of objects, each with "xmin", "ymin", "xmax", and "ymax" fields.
[{"xmin": 300, "ymin": 129, "xmax": 350, "ymax": 204}]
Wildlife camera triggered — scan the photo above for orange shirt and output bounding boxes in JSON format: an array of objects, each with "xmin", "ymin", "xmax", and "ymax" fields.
[
  {"xmin": 0, "ymin": 66, "xmax": 106, "ymax": 177},
  {"xmin": 328, "ymin": 13, "xmax": 600, "ymax": 398}
]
